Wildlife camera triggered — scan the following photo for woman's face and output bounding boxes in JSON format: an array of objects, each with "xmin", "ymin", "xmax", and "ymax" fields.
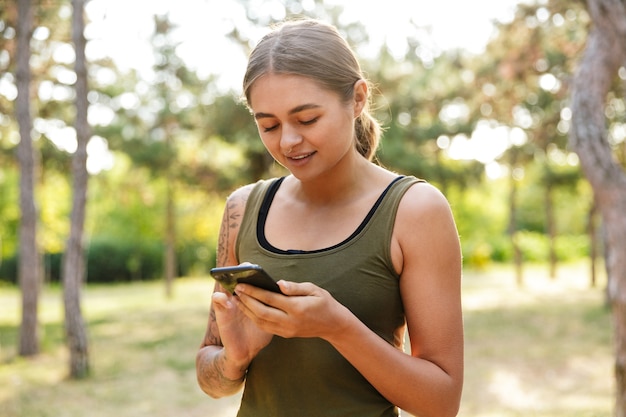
[{"xmin": 248, "ymin": 73, "xmax": 365, "ymax": 181}]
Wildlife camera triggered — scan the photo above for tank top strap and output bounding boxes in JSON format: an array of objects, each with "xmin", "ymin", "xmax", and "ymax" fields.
[{"xmin": 371, "ymin": 175, "xmax": 426, "ymax": 238}]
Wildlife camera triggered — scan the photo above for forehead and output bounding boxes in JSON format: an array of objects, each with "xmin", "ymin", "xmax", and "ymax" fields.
[{"xmin": 248, "ymin": 73, "xmax": 338, "ymax": 112}]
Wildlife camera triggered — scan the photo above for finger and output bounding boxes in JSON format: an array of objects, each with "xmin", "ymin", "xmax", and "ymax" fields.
[
  {"xmin": 277, "ymin": 280, "xmax": 317, "ymax": 296},
  {"xmin": 235, "ymin": 286, "xmax": 278, "ymax": 312},
  {"xmin": 212, "ymin": 291, "xmax": 232, "ymax": 309},
  {"xmin": 235, "ymin": 287, "xmax": 286, "ymax": 323},
  {"xmin": 235, "ymin": 283, "xmax": 285, "ymax": 305}
]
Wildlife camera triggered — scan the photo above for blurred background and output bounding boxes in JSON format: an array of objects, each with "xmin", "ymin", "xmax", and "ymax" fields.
[
  {"xmin": 0, "ymin": 0, "xmax": 605, "ymax": 284},
  {"xmin": 0, "ymin": 0, "xmax": 619, "ymax": 416}
]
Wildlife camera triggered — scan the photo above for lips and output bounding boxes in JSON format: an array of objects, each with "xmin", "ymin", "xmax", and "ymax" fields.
[{"xmin": 288, "ymin": 151, "xmax": 316, "ymax": 160}]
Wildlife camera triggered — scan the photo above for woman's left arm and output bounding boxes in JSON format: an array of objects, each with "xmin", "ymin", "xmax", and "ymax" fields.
[{"xmin": 321, "ymin": 182, "xmax": 464, "ymax": 417}]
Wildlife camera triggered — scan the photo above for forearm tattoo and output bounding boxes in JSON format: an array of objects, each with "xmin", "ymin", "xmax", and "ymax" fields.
[
  {"xmin": 207, "ymin": 307, "xmax": 221, "ymax": 346},
  {"xmin": 197, "ymin": 347, "xmax": 246, "ymax": 393}
]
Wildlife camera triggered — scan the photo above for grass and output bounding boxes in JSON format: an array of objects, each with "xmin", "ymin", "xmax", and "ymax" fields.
[
  {"xmin": 461, "ymin": 264, "xmax": 612, "ymax": 417},
  {"xmin": 0, "ymin": 262, "xmax": 613, "ymax": 417}
]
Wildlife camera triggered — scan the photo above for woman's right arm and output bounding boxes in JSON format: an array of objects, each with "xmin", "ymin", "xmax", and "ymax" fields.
[{"xmin": 195, "ymin": 185, "xmax": 254, "ymax": 398}]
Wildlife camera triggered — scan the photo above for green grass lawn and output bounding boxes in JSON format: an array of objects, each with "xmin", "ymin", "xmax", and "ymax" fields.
[{"xmin": 0, "ymin": 262, "xmax": 613, "ymax": 417}]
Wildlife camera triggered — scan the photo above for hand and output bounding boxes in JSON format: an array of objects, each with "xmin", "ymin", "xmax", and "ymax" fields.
[
  {"xmin": 234, "ymin": 281, "xmax": 351, "ymax": 341},
  {"xmin": 211, "ymin": 291, "xmax": 273, "ymax": 367}
]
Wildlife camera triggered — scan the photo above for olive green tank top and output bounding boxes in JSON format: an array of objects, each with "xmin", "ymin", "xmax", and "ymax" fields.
[{"xmin": 235, "ymin": 175, "xmax": 424, "ymax": 417}]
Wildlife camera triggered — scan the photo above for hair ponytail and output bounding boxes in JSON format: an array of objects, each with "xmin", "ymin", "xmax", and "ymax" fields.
[{"xmin": 355, "ymin": 110, "xmax": 381, "ymax": 161}]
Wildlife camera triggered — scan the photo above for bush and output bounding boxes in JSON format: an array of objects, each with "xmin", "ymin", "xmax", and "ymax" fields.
[
  {"xmin": 86, "ymin": 237, "xmax": 163, "ymax": 283},
  {"xmin": 0, "ymin": 255, "xmax": 17, "ymax": 284},
  {"xmin": 461, "ymin": 232, "xmax": 590, "ymax": 266},
  {"xmin": 43, "ymin": 253, "xmax": 62, "ymax": 282},
  {"xmin": 0, "ymin": 253, "xmax": 62, "ymax": 284},
  {"xmin": 516, "ymin": 231, "xmax": 549, "ymax": 262},
  {"xmin": 0, "ymin": 238, "xmax": 218, "ymax": 284},
  {"xmin": 556, "ymin": 234, "xmax": 591, "ymax": 261},
  {"xmin": 177, "ymin": 240, "xmax": 216, "ymax": 277},
  {"xmin": 462, "ymin": 234, "xmax": 513, "ymax": 266}
]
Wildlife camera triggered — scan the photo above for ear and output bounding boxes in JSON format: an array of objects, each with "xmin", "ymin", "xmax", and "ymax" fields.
[{"xmin": 353, "ymin": 79, "xmax": 368, "ymax": 118}]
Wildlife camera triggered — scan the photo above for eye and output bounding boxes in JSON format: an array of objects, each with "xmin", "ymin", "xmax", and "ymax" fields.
[
  {"xmin": 263, "ymin": 124, "xmax": 279, "ymax": 132},
  {"xmin": 300, "ymin": 117, "xmax": 318, "ymax": 126}
]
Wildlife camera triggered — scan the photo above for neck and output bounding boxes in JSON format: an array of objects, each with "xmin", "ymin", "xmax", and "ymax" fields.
[{"xmin": 287, "ymin": 154, "xmax": 380, "ymax": 206}]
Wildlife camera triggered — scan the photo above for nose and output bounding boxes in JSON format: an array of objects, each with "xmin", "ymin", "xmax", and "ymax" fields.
[{"xmin": 280, "ymin": 126, "xmax": 302, "ymax": 155}]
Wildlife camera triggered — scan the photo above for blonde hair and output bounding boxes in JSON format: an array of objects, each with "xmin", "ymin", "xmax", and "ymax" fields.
[{"xmin": 243, "ymin": 19, "xmax": 381, "ymax": 161}]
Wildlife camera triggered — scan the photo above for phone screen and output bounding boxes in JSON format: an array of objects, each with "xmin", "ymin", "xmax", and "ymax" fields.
[{"xmin": 210, "ymin": 264, "xmax": 282, "ymax": 294}]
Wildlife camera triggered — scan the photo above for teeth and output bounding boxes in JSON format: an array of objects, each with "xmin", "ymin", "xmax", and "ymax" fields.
[{"xmin": 292, "ymin": 153, "xmax": 310, "ymax": 160}]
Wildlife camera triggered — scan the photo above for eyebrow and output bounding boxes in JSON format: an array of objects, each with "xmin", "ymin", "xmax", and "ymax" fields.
[{"xmin": 254, "ymin": 103, "xmax": 321, "ymax": 119}]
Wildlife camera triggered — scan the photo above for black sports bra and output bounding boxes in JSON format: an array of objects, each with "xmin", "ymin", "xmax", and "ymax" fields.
[{"xmin": 256, "ymin": 176, "xmax": 405, "ymax": 255}]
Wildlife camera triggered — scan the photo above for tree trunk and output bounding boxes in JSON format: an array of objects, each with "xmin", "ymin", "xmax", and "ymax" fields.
[
  {"xmin": 569, "ymin": 0, "xmax": 626, "ymax": 415},
  {"xmin": 165, "ymin": 173, "xmax": 176, "ymax": 298},
  {"xmin": 508, "ymin": 154, "xmax": 523, "ymax": 287},
  {"xmin": 587, "ymin": 202, "xmax": 598, "ymax": 288},
  {"xmin": 545, "ymin": 184, "xmax": 557, "ymax": 279},
  {"xmin": 16, "ymin": 0, "xmax": 40, "ymax": 357},
  {"xmin": 62, "ymin": 0, "xmax": 90, "ymax": 378}
]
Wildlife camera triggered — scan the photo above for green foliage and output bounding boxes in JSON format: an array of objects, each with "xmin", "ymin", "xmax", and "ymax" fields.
[
  {"xmin": 176, "ymin": 240, "xmax": 216, "ymax": 277},
  {"xmin": 86, "ymin": 237, "xmax": 163, "ymax": 283},
  {"xmin": 450, "ymin": 180, "xmax": 507, "ymax": 267},
  {"xmin": 0, "ymin": 255, "xmax": 16, "ymax": 283},
  {"xmin": 515, "ymin": 231, "xmax": 550, "ymax": 261},
  {"xmin": 555, "ymin": 234, "xmax": 591, "ymax": 261},
  {"xmin": 0, "ymin": 168, "xmax": 19, "ymax": 258},
  {"xmin": 512, "ymin": 231, "xmax": 589, "ymax": 262},
  {"xmin": 0, "ymin": 252, "xmax": 62, "ymax": 284}
]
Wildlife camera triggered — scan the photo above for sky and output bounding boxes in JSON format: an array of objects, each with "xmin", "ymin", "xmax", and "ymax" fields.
[
  {"xmin": 80, "ymin": 0, "xmax": 531, "ymax": 175},
  {"xmin": 85, "ymin": 0, "xmax": 528, "ymax": 91}
]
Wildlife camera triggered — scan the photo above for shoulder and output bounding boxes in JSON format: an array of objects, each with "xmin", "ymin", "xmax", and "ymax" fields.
[
  {"xmin": 397, "ymin": 180, "xmax": 452, "ymax": 220},
  {"xmin": 225, "ymin": 176, "xmax": 282, "ymax": 208},
  {"xmin": 222, "ymin": 182, "xmax": 258, "ymax": 237},
  {"xmin": 392, "ymin": 181, "xmax": 460, "ymax": 272},
  {"xmin": 225, "ymin": 182, "xmax": 256, "ymax": 210},
  {"xmin": 397, "ymin": 181, "xmax": 458, "ymax": 243}
]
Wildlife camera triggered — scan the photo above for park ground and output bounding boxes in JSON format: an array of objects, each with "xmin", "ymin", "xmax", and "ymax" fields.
[{"xmin": 0, "ymin": 262, "xmax": 613, "ymax": 417}]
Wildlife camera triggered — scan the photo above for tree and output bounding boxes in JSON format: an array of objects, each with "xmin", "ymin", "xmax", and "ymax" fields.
[
  {"xmin": 62, "ymin": 0, "xmax": 89, "ymax": 378},
  {"xmin": 16, "ymin": 0, "xmax": 40, "ymax": 357},
  {"xmin": 569, "ymin": 0, "xmax": 626, "ymax": 415},
  {"xmin": 470, "ymin": 0, "xmax": 588, "ymax": 281}
]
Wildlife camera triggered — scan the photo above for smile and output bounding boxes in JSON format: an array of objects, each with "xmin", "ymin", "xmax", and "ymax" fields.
[{"xmin": 289, "ymin": 152, "xmax": 316, "ymax": 160}]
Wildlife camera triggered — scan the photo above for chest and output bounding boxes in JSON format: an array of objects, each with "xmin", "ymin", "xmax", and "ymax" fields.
[{"xmin": 264, "ymin": 201, "xmax": 370, "ymax": 252}]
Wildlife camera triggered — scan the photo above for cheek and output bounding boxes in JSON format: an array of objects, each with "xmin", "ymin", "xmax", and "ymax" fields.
[
  {"xmin": 258, "ymin": 132, "xmax": 271, "ymax": 149},
  {"xmin": 258, "ymin": 132, "xmax": 281, "ymax": 158}
]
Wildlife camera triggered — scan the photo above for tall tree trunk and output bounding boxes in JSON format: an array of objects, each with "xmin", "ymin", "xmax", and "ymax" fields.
[
  {"xmin": 165, "ymin": 172, "xmax": 176, "ymax": 298},
  {"xmin": 545, "ymin": 183, "xmax": 557, "ymax": 279},
  {"xmin": 587, "ymin": 202, "xmax": 598, "ymax": 288},
  {"xmin": 16, "ymin": 0, "xmax": 40, "ymax": 357},
  {"xmin": 63, "ymin": 0, "xmax": 89, "ymax": 378},
  {"xmin": 569, "ymin": 0, "xmax": 626, "ymax": 415},
  {"xmin": 508, "ymin": 154, "xmax": 523, "ymax": 287}
]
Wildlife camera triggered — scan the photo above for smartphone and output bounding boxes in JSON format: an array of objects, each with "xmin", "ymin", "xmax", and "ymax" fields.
[{"xmin": 210, "ymin": 264, "xmax": 282, "ymax": 295}]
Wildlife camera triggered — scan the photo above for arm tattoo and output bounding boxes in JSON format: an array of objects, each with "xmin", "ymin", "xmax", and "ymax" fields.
[
  {"xmin": 199, "ymin": 350, "xmax": 247, "ymax": 388},
  {"xmin": 216, "ymin": 203, "xmax": 232, "ymax": 267},
  {"xmin": 207, "ymin": 307, "xmax": 221, "ymax": 346},
  {"xmin": 197, "ymin": 188, "xmax": 252, "ymax": 395},
  {"xmin": 216, "ymin": 191, "xmax": 248, "ymax": 267}
]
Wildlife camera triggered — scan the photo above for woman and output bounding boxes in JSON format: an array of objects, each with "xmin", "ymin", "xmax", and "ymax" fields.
[{"xmin": 196, "ymin": 18, "xmax": 464, "ymax": 417}]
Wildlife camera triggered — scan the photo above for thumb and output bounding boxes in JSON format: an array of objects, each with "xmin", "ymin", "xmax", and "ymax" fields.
[
  {"xmin": 278, "ymin": 280, "xmax": 317, "ymax": 296},
  {"xmin": 212, "ymin": 291, "xmax": 234, "ymax": 310}
]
